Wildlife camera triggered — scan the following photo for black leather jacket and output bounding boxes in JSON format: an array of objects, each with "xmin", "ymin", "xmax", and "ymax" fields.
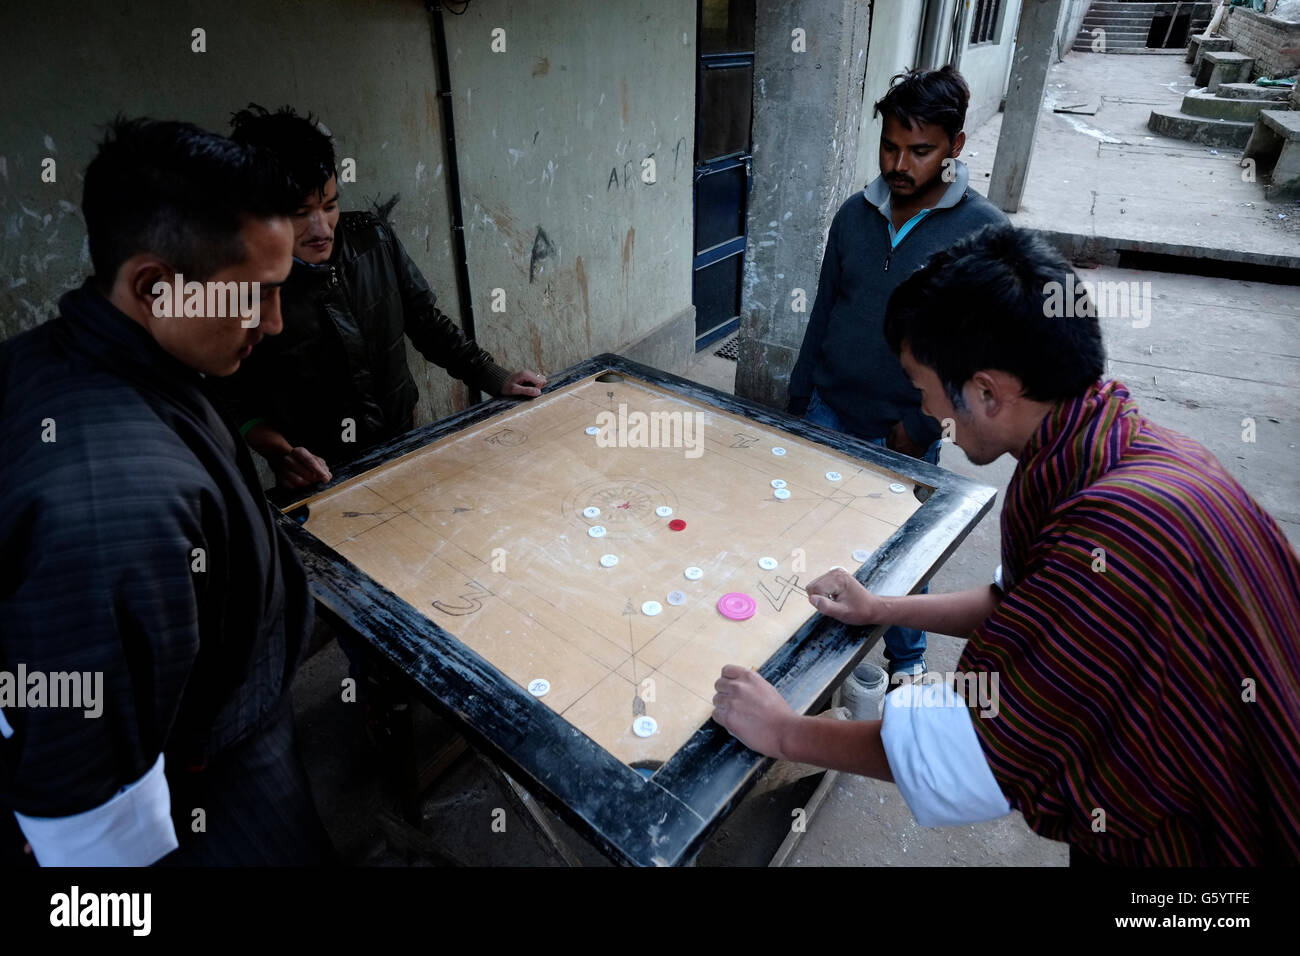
[{"xmin": 209, "ymin": 211, "xmax": 509, "ymax": 467}]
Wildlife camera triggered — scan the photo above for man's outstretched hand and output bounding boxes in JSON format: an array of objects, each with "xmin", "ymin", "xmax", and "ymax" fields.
[
  {"xmin": 805, "ymin": 567, "xmax": 884, "ymax": 626},
  {"xmin": 712, "ymin": 665, "xmax": 797, "ymax": 759},
  {"xmin": 502, "ymin": 369, "xmax": 547, "ymax": 398}
]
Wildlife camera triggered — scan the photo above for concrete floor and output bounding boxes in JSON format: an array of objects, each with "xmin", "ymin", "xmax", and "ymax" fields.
[
  {"xmin": 293, "ymin": 50, "xmax": 1300, "ymax": 867},
  {"xmin": 961, "ymin": 50, "xmax": 1300, "ymax": 267}
]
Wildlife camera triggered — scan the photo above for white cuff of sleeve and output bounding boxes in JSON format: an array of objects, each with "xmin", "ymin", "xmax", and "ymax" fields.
[
  {"xmin": 994, "ymin": 563, "xmax": 1004, "ymax": 591},
  {"xmin": 15, "ymin": 753, "xmax": 180, "ymax": 866},
  {"xmin": 881, "ymin": 681, "xmax": 1012, "ymax": 828}
]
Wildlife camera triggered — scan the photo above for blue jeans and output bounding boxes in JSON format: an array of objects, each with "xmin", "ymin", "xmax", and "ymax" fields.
[{"xmin": 804, "ymin": 388, "xmax": 939, "ymax": 672}]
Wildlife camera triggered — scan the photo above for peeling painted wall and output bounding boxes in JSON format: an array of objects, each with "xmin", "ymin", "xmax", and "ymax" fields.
[
  {"xmin": 442, "ymin": 0, "xmax": 696, "ymax": 377},
  {"xmin": 3, "ymin": 0, "xmax": 694, "ymax": 433}
]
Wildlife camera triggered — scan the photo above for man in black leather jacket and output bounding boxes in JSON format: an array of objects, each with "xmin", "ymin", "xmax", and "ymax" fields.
[{"xmin": 211, "ymin": 104, "xmax": 546, "ymax": 490}]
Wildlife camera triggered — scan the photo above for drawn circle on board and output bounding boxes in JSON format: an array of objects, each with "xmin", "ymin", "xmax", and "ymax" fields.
[
  {"xmin": 527, "ymin": 678, "xmax": 550, "ymax": 697},
  {"xmin": 564, "ymin": 476, "xmax": 678, "ymax": 537},
  {"xmin": 772, "ymin": 447, "xmax": 787, "ymax": 456},
  {"xmin": 633, "ymin": 716, "xmax": 658, "ymax": 738},
  {"xmin": 684, "ymin": 566, "xmax": 704, "ymax": 581},
  {"xmin": 773, "ymin": 488, "xmax": 791, "ymax": 500},
  {"xmin": 718, "ymin": 592, "xmax": 757, "ymax": 621}
]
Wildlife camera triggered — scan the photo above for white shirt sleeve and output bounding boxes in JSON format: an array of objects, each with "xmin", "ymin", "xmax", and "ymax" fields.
[
  {"xmin": 13, "ymin": 753, "xmax": 180, "ymax": 866},
  {"xmin": 880, "ymin": 681, "xmax": 1012, "ymax": 828}
]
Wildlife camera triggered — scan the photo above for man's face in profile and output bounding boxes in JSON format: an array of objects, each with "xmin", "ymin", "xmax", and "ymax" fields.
[
  {"xmin": 900, "ymin": 343, "xmax": 1003, "ymax": 467},
  {"xmin": 148, "ymin": 216, "xmax": 293, "ymax": 377},
  {"xmin": 292, "ymin": 175, "xmax": 340, "ymax": 264},
  {"xmin": 879, "ymin": 114, "xmax": 964, "ymax": 204}
]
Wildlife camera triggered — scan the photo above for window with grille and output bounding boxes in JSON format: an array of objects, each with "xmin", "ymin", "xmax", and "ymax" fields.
[{"xmin": 970, "ymin": 0, "xmax": 1003, "ymax": 46}]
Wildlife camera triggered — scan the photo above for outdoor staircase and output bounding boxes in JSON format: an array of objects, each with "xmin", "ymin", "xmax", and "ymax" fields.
[
  {"xmin": 1073, "ymin": 1, "xmax": 1214, "ymax": 54},
  {"xmin": 1145, "ymin": 29, "xmax": 1300, "ymax": 197}
]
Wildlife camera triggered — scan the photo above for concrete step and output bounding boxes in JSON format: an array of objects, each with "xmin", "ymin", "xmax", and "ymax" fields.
[
  {"xmin": 1073, "ymin": 38, "xmax": 1175, "ymax": 49},
  {"xmin": 1196, "ymin": 50, "xmax": 1257, "ymax": 91},
  {"xmin": 1216, "ymin": 82, "xmax": 1293, "ymax": 102},
  {"xmin": 1074, "ymin": 46, "xmax": 1195, "ymax": 55},
  {"xmin": 1147, "ymin": 107, "xmax": 1255, "ymax": 148},
  {"xmin": 1088, "ymin": 1, "xmax": 1212, "ymax": 9},
  {"xmin": 1180, "ymin": 89, "xmax": 1284, "ymax": 123},
  {"xmin": 1082, "ymin": 17, "xmax": 1158, "ymax": 27},
  {"xmin": 1079, "ymin": 28, "xmax": 1155, "ymax": 39}
]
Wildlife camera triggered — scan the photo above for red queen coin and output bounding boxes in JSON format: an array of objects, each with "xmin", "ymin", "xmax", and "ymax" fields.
[{"xmin": 668, "ymin": 519, "xmax": 687, "ymax": 531}]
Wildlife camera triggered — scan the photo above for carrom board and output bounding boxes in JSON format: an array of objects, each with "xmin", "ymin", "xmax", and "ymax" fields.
[{"xmin": 278, "ymin": 354, "xmax": 996, "ymax": 865}]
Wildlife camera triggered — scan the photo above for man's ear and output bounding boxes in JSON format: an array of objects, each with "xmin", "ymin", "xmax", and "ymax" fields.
[
  {"xmin": 113, "ymin": 254, "xmax": 175, "ymax": 325},
  {"xmin": 970, "ymin": 369, "xmax": 1001, "ymax": 412},
  {"xmin": 950, "ymin": 131, "xmax": 966, "ymax": 159}
]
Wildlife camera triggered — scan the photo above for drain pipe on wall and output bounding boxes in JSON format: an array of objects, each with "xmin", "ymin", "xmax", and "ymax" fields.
[{"xmin": 426, "ymin": 0, "xmax": 482, "ymax": 405}]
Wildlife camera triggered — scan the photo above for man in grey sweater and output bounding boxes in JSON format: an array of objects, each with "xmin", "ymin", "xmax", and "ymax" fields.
[{"xmin": 788, "ymin": 66, "xmax": 1007, "ymax": 685}]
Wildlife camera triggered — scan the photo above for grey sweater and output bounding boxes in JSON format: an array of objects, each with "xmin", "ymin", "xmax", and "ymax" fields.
[{"xmin": 788, "ymin": 162, "xmax": 1007, "ymax": 445}]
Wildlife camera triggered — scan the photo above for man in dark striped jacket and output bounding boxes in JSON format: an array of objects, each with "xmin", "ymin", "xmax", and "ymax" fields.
[
  {"xmin": 0, "ymin": 118, "xmax": 334, "ymax": 865},
  {"xmin": 712, "ymin": 224, "xmax": 1300, "ymax": 865}
]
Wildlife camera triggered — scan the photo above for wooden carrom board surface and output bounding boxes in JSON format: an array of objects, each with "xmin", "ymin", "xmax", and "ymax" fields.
[
  {"xmin": 296, "ymin": 372, "xmax": 922, "ymax": 767},
  {"xmin": 280, "ymin": 354, "xmax": 995, "ymax": 865}
]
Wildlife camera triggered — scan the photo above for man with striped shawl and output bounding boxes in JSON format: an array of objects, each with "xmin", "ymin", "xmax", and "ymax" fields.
[{"xmin": 711, "ymin": 224, "xmax": 1300, "ymax": 865}]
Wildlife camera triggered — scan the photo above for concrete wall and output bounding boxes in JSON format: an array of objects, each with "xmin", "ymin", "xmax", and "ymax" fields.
[
  {"xmin": 441, "ymin": 0, "xmax": 696, "ymax": 378},
  {"xmin": 1220, "ymin": 6, "xmax": 1300, "ymax": 78},
  {"xmin": 736, "ymin": 0, "xmax": 872, "ymax": 409},
  {"xmin": 1, "ymin": 0, "xmax": 698, "ymax": 432}
]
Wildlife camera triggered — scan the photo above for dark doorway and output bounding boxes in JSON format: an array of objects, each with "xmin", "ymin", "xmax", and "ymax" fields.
[
  {"xmin": 1147, "ymin": 14, "xmax": 1191, "ymax": 49},
  {"xmin": 693, "ymin": 0, "xmax": 755, "ymax": 351}
]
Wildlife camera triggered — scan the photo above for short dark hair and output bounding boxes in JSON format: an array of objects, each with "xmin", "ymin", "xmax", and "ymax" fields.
[
  {"xmin": 884, "ymin": 224, "xmax": 1107, "ymax": 407},
  {"xmin": 873, "ymin": 66, "xmax": 970, "ymax": 143},
  {"xmin": 83, "ymin": 116, "xmax": 299, "ymax": 288},
  {"xmin": 229, "ymin": 103, "xmax": 336, "ymax": 202}
]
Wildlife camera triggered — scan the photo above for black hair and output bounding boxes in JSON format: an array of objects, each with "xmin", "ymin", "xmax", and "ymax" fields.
[
  {"xmin": 83, "ymin": 116, "xmax": 299, "ymax": 289},
  {"xmin": 228, "ymin": 103, "xmax": 336, "ymax": 202},
  {"xmin": 884, "ymin": 224, "xmax": 1107, "ymax": 407},
  {"xmin": 873, "ymin": 66, "xmax": 970, "ymax": 143}
]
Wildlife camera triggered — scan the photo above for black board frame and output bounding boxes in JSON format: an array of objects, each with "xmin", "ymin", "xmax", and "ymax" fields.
[{"xmin": 277, "ymin": 353, "xmax": 997, "ymax": 866}]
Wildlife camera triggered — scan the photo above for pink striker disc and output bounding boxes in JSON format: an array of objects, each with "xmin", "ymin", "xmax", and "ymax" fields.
[{"xmin": 717, "ymin": 592, "xmax": 757, "ymax": 621}]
